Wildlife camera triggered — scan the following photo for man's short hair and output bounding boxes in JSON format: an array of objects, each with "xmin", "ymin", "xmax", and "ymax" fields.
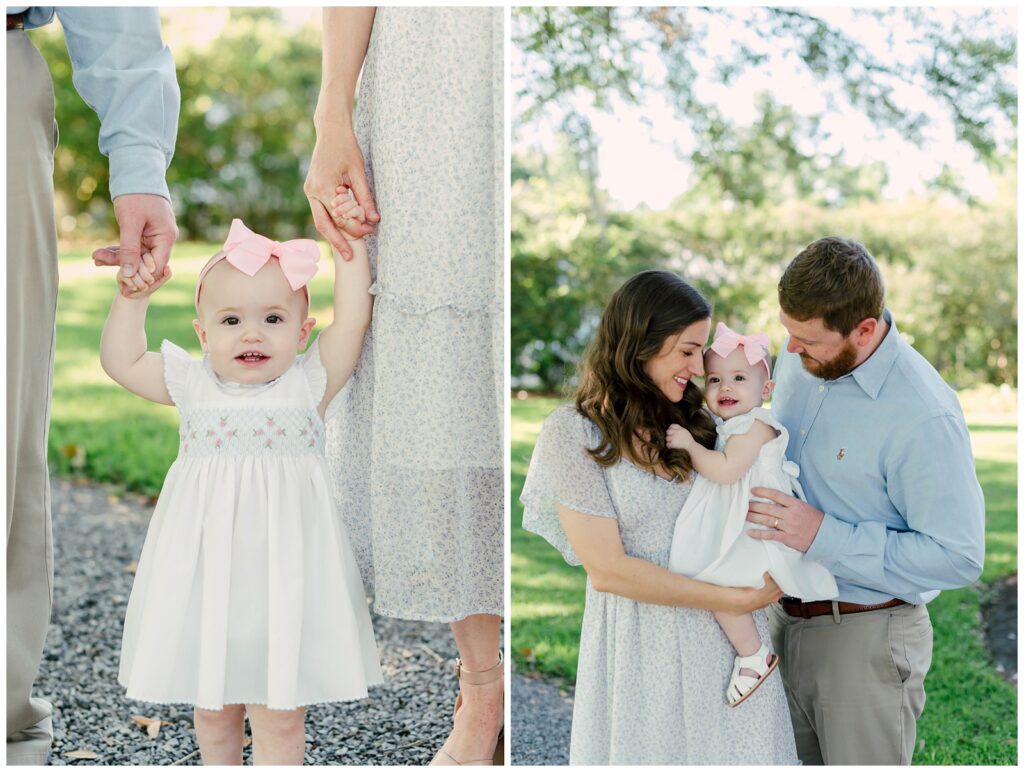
[{"xmin": 778, "ymin": 237, "xmax": 885, "ymax": 335}]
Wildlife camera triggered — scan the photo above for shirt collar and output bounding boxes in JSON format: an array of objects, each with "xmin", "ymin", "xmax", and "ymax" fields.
[{"xmin": 847, "ymin": 309, "xmax": 898, "ymax": 400}]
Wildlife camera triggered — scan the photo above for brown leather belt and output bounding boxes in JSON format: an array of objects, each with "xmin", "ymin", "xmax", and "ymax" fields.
[
  {"xmin": 780, "ymin": 596, "xmax": 906, "ymax": 619},
  {"xmin": 8, "ymin": 13, "xmax": 26, "ymax": 30}
]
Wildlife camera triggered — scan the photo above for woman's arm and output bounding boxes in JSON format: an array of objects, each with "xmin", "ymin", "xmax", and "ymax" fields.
[
  {"xmin": 668, "ymin": 419, "xmax": 776, "ymax": 485},
  {"xmin": 305, "ymin": 8, "xmax": 378, "ymax": 257},
  {"xmin": 315, "ymin": 237, "xmax": 372, "ymax": 415},
  {"xmin": 557, "ymin": 503, "xmax": 782, "ymax": 613},
  {"xmin": 100, "ymin": 292, "xmax": 173, "ymax": 406}
]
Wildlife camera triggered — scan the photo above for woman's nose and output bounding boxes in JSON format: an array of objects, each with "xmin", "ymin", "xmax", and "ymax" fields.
[{"xmin": 691, "ymin": 357, "xmax": 704, "ymax": 377}]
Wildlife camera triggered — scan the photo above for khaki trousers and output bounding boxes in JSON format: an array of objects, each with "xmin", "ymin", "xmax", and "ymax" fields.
[
  {"xmin": 768, "ymin": 601, "xmax": 933, "ymax": 765},
  {"xmin": 6, "ymin": 29, "xmax": 60, "ymax": 765}
]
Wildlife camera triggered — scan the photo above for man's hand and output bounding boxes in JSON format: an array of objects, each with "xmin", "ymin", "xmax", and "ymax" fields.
[
  {"xmin": 746, "ymin": 487, "xmax": 824, "ymax": 553},
  {"xmin": 666, "ymin": 423, "xmax": 696, "ymax": 450},
  {"xmin": 304, "ymin": 124, "xmax": 378, "ymax": 261},
  {"xmin": 92, "ymin": 194, "xmax": 178, "ymax": 296}
]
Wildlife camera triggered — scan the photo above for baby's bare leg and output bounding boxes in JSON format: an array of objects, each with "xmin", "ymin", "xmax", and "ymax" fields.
[
  {"xmin": 194, "ymin": 704, "xmax": 245, "ymax": 765},
  {"xmin": 714, "ymin": 610, "xmax": 767, "ymax": 677},
  {"xmin": 246, "ymin": 704, "xmax": 306, "ymax": 765}
]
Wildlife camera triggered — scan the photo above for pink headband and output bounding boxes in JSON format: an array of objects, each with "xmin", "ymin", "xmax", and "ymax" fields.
[
  {"xmin": 708, "ymin": 322, "xmax": 772, "ymax": 377},
  {"xmin": 195, "ymin": 218, "xmax": 320, "ymax": 308}
]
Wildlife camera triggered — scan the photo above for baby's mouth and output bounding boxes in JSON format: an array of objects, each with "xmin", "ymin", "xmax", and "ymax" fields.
[
  {"xmin": 718, "ymin": 396, "xmax": 738, "ymax": 407},
  {"xmin": 236, "ymin": 351, "xmax": 269, "ymax": 366}
]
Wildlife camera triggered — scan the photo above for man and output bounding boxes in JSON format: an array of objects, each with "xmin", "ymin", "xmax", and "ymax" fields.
[
  {"xmin": 7, "ymin": 8, "xmax": 179, "ymax": 764},
  {"xmin": 745, "ymin": 237, "xmax": 985, "ymax": 765}
]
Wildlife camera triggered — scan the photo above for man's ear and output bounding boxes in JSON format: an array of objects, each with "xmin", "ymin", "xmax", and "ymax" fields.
[
  {"xmin": 762, "ymin": 378, "xmax": 776, "ymax": 401},
  {"xmin": 853, "ymin": 317, "xmax": 878, "ymax": 348},
  {"xmin": 193, "ymin": 319, "xmax": 208, "ymax": 353},
  {"xmin": 298, "ymin": 317, "xmax": 316, "ymax": 349}
]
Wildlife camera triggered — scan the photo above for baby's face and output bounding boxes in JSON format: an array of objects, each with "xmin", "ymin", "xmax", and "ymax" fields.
[
  {"xmin": 703, "ymin": 347, "xmax": 773, "ymax": 420},
  {"xmin": 193, "ymin": 260, "xmax": 314, "ymax": 384}
]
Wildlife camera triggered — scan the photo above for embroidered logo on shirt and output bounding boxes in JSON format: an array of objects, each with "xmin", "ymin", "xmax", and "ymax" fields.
[{"xmin": 837, "ymin": 448, "xmax": 846, "ymax": 460}]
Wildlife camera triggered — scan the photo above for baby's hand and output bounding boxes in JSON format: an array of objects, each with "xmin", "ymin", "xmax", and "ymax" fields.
[
  {"xmin": 118, "ymin": 252, "xmax": 171, "ymax": 299},
  {"xmin": 666, "ymin": 423, "xmax": 696, "ymax": 450},
  {"xmin": 330, "ymin": 185, "xmax": 367, "ymax": 242}
]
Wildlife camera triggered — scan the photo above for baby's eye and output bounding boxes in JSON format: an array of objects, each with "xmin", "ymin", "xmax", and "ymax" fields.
[
  {"xmin": 265, "ymin": 314, "xmax": 283, "ymax": 324},
  {"xmin": 221, "ymin": 316, "xmax": 239, "ymax": 326},
  {"xmin": 708, "ymin": 376, "xmax": 720, "ymax": 384},
  {"xmin": 735, "ymin": 375, "xmax": 746, "ymax": 382}
]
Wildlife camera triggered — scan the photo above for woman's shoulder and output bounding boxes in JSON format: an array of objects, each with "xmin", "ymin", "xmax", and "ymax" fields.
[{"xmin": 540, "ymin": 404, "xmax": 600, "ymax": 442}]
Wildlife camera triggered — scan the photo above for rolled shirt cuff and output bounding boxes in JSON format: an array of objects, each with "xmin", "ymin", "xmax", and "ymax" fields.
[
  {"xmin": 805, "ymin": 512, "xmax": 852, "ymax": 568},
  {"xmin": 108, "ymin": 146, "xmax": 171, "ymax": 202}
]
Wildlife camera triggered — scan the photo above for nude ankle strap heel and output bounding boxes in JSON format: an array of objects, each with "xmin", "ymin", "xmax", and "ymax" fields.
[{"xmin": 430, "ymin": 652, "xmax": 505, "ymax": 766}]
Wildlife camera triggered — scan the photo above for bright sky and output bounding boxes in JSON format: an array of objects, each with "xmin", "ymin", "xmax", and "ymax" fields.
[{"xmin": 513, "ymin": 7, "xmax": 1017, "ymax": 210}]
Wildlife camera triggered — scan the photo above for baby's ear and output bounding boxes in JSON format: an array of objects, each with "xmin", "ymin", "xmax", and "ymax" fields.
[
  {"xmin": 298, "ymin": 317, "xmax": 316, "ymax": 348},
  {"xmin": 762, "ymin": 378, "xmax": 776, "ymax": 401},
  {"xmin": 192, "ymin": 319, "xmax": 208, "ymax": 352}
]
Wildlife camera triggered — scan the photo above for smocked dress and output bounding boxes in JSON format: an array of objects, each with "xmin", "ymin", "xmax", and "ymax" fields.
[
  {"xmin": 522, "ymin": 406, "xmax": 799, "ymax": 765},
  {"xmin": 118, "ymin": 340, "xmax": 383, "ymax": 710},
  {"xmin": 669, "ymin": 407, "xmax": 837, "ymax": 600},
  {"xmin": 326, "ymin": 7, "xmax": 503, "ymax": 623}
]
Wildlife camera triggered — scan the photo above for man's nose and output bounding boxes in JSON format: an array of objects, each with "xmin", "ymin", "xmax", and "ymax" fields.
[{"xmin": 786, "ymin": 338, "xmax": 801, "ymax": 354}]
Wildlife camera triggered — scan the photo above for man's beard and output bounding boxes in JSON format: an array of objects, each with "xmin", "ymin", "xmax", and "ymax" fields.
[{"xmin": 800, "ymin": 340, "xmax": 858, "ymax": 380}]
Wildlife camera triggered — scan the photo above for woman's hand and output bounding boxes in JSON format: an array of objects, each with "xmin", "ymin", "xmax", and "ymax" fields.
[
  {"xmin": 726, "ymin": 572, "xmax": 783, "ymax": 614},
  {"xmin": 304, "ymin": 122, "xmax": 379, "ymax": 260}
]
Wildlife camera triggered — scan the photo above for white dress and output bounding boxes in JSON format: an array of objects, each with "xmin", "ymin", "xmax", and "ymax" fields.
[
  {"xmin": 326, "ymin": 7, "xmax": 503, "ymax": 623},
  {"xmin": 118, "ymin": 340, "xmax": 383, "ymax": 710},
  {"xmin": 522, "ymin": 407, "xmax": 799, "ymax": 764},
  {"xmin": 669, "ymin": 407, "xmax": 837, "ymax": 600}
]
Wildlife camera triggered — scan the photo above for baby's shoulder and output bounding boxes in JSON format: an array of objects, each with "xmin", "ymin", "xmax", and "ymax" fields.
[{"xmin": 719, "ymin": 407, "xmax": 783, "ymax": 440}]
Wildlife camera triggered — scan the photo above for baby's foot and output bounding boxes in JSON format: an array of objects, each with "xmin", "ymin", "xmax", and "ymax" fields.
[{"xmin": 330, "ymin": 185, "xmax": 367, "ymax": 240}]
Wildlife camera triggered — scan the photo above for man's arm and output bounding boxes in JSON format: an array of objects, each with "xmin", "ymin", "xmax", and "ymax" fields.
[
  {"xmin": 56, "ymin": 8, "xmax": 180, "ymax": 287},
  {"xmin": 750, "ymin": 412, "xmax": 985, "ymax": 598}
]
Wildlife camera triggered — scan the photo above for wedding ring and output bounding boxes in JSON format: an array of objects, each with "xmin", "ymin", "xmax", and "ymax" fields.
[{"xmin": 773, "ymin": 517, "xmax": 780, "ymax": 529}]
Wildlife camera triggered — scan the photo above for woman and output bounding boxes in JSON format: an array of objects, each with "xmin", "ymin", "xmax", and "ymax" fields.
[
  {"xmin": 304, "ymin": 8, "xmax": 503, "ymax": 766},
  {"xmin": 521, "ymin": 271, "xmax": 799, "ymax": 764}
]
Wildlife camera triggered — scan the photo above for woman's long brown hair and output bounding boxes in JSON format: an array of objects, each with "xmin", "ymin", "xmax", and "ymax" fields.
[{"xmin": 574, "ymin": 270, "xmax": 717, "ymax": 481}]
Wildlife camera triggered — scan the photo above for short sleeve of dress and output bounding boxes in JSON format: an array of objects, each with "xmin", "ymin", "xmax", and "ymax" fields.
[
  {"xmin": 299, "ymin": 336, "xmax": 330, "ymax": 401},
  {"xmin": 160, "ymin": 340, "xmax": 195, "ymax": 407},
  {"xmin": 717, "ymin": 406, "xmax": 782, "ymax": 440},
  {"xmin": 521, "ymin": 405, "xmax": 618, "ymax": 566}
]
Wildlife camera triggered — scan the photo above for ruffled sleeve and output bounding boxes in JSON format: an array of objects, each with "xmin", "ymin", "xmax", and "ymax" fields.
[
  {"xmin": 717, "ymin": 406, "xmax": 783, "ymax": 440},
  {"xmin": 521, "ymin": 405, "xmax": 619, "ymax": 566},
  {"xmin": 299, "ymin": 337, "xmax": 329, "ymax": 407},
  {"xmin": 160, "ymin": 340, "xmax": 195, "ymax": 407}
]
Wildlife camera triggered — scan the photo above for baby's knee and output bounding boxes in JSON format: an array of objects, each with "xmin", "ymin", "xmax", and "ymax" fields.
[
  {"xmin": 195, "ymin": 704, "xmax": 245, "ymax": 728},
  {"xmin": 249, "ymin": 705, "xmax": 306, "ymax": 740}
]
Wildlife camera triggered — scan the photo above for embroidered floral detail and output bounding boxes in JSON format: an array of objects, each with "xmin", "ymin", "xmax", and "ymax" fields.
[{"xmin": 178, "ymin": 407, "xmax": 325, "ymax": 457}]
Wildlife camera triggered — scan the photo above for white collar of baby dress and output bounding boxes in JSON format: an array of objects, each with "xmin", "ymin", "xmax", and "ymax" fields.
[{"xmin": 202, "ymin": 355, "xmax": 284, "ymax": 397}]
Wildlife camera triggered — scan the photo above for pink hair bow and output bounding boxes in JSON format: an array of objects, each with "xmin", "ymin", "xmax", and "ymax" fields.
[
  {"xmin": 709, "ymin": 322, "xmax": 771, "ymax": 375},
  {"xmin": 195, "ymin": 219, "xmax": 320, "ymax": 306}
]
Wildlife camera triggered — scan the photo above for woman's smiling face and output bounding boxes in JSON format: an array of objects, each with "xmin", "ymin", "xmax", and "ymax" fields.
[{"xmin": 643, "ymin": 318, "xmax": 711, "ymax": 402}]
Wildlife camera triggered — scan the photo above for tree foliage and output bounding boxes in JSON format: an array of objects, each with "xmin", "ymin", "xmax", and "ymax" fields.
[
  {"xmin": 512, "ymin": 145, "xmax": 1017, "ymax": 390},
  {"xmin": 514, "ymin": 7, "xmax": 1017, "ymax": 203},
  {"xmin": 33, "ymin": 8, "xmax": 322, "ymax": 241}
]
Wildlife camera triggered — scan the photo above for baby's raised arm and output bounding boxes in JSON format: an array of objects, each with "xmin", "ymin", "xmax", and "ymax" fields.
[
  {"xmin": 667, "ymin": 420, "xmax": 777, "ymax": 485},
  {"xmin": 100, "ymin": 254, "xmax": 174, "ymax": 405},
  {"xmin": 314, "ymin": 190, "xmax": 372, "ymax": 415}
]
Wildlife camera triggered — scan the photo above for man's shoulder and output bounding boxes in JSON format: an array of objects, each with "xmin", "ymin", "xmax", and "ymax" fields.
[{"xmin": 885, "ymin": 337, "xmax": 963, "ymax": 420}]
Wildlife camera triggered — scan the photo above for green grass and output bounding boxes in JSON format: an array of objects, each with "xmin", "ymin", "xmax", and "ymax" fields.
[
  {"xmin": 511, "ymin": 395, "xmax": 1017, "ymax": 765},
  {"xmin": 49, "ymin": 241, "xmax": 340, "ymax": 496}
]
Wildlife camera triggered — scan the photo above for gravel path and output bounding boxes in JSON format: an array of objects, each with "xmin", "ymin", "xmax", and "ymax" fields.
[
  {"xmin": 510, "ymin": 673, "xmax": 572, "ymax": 765},
  {"xmin": 36, "ymin": 478, "xmax": 467, "ymax": 765}
]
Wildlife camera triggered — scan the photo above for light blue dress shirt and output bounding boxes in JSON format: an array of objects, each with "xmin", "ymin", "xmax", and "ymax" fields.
[
  {"xmin": 771, "ymin": 311, "xmax": 985, "ymax": 605},
  {"xmin": 10, "ymin": 6, "xmax": 179, "ymax": 200}
]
